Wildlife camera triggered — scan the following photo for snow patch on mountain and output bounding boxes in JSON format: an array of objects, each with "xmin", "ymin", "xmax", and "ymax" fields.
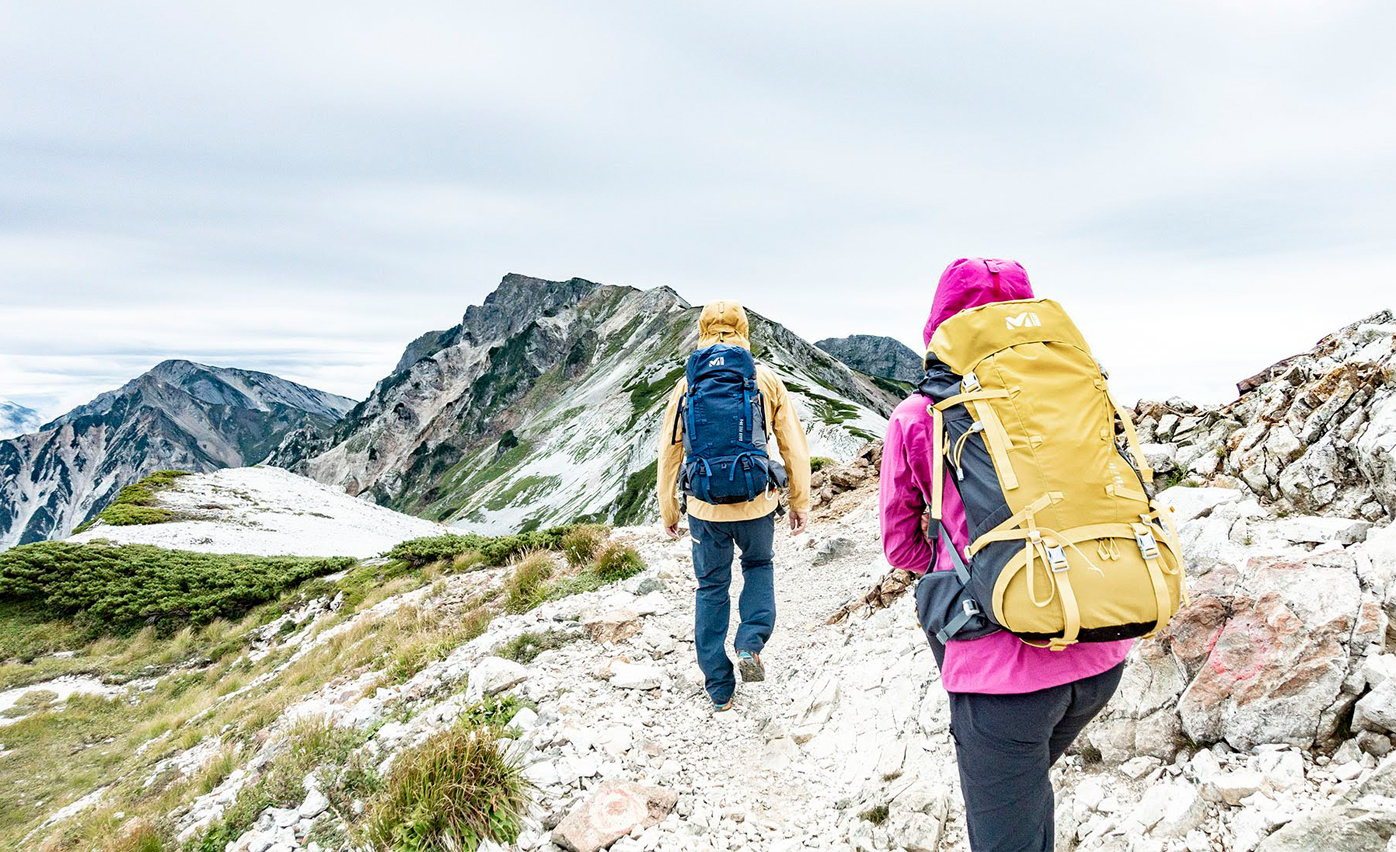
[{"xmin": 67, "ymin": 466, "xmax": 443, "ymax": 557}]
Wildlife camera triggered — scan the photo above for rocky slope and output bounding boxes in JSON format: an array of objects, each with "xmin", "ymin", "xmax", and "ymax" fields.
[
  {"xmin": 1133, "ymin": 310, "xmax": 1396, "ymax": 520},
  {"xmin": 0, "ymin": 361, "xmax": 355, "ymax": 550},
  {"xmin": 271, "ymin": 274, "xmax": 899, "ymax": 534},
  {"xmin": 815, "ymin": 334, "xmax": 923, "ymax": 385},
  {"xmin": 19, "ymin": 440, "xmax": 1396, "ymax": 852},
  {"xmin": 66, "ymin": 466, "xmax": 443, "ymax": 558},
  {"xmin": 0, "ymin": 399, "xmax": 41, "ymax": 440}
]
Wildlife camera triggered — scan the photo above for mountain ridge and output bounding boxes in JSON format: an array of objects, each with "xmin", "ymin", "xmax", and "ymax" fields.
[
  {"xmin": 273, "ymin": 274, "xmax": 898, "ymax": 533},
  {"xmin": 0, "ymin": 361, "xmax": 355, "ymax": 550}
]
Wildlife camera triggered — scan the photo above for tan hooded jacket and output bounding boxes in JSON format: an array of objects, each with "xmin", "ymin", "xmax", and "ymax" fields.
[{"xmin": 657, "ymin": 301, "xmax": 811, "ymax": 526}]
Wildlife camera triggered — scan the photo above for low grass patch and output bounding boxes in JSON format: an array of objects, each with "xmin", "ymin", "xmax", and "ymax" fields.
[
  {"xmin": 0, "ymin": 541, "xmax": 353, "ymax": 636},
  {"xmin": 495, "ymin": 629, "xmax": 577, "ymax": 665},
  {"xmin": 362, "ymin": 718, "xmax": 527, "ymax": 851},
  {"xmin": 383, "ymin": 607, "xmax": 490, "ymax": 685},
  {"xmin": 591, "ymin": 542, "xmax": 644, "ymax": 583},
  {"xmin": 809, "ymin": 456, "xmax": 835, "ymax": 473}
]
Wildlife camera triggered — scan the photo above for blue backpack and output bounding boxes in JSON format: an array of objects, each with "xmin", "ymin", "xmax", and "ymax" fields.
[{"xmin": 678, "ymin": 344, "xmax": 777, "ymax": 504}]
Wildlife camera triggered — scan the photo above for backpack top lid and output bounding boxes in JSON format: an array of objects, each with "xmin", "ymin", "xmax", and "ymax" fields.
[{"xmin": 928, "ymin": 298, "xmax": 1093, "ymax": 375}]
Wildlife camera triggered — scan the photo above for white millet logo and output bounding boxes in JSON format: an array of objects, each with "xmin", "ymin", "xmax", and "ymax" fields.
[
  {"xmin": 709, "ymin": 356, "xmax": 726, "ymax": 367},
  {"xmin": 1005, "ymin": 312, "xmax": 1042, "ymax": 329}
]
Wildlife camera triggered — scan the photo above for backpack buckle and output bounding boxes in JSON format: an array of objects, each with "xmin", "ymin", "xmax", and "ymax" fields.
[
  {"xmin": 1135, "ymin": 528, "xmax": 1160, "ymax": 560},
  {"xmin": 962, "ymin": 372, "xmax": 981, "ymax": 392},
  {"xmin": 962, "ymin": 599, "xmax": 980, "ymax": 617},
  {"xmin": 1045, "ymin": 544, "xmax": 1069, "ymax": 572}
]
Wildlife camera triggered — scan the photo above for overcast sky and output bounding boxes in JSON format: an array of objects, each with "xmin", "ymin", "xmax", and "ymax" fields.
[{"xmin": 3, "ymin": 1, "xmax": 1394, "ymax": 420}]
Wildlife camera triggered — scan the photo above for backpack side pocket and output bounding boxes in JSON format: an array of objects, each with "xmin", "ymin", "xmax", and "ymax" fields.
[{"xmin": 914, "ymin": 570, "xmax": 998, "ymax": 646}]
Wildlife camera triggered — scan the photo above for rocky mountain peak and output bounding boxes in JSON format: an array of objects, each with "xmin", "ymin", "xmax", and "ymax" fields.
[
  {"xmin": 816, "ymin": 334, "xmax": 923, "ymax": 384},
  {"xmin": 0, "ymin": 363, "xmax": 358, "ymax": 550},
  {"xmin": 460, "ymin": 274, "xmax": 602, "ymax": 346},
  {"xmin": 281, "ymin": 273, "xmax": 898, "ymax": 531}
]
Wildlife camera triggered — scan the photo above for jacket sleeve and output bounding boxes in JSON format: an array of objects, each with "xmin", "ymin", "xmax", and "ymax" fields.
[
  {"xmin": 656, "ymin": 379, "xmax": 687, "ymax": 527},
  {"xmin": 766, "ymin": 373, "xmax": 811, "ymax": 514},
  {"xmin": 880, "ymin": 409, "xmax": 936, "ymax": 572}
]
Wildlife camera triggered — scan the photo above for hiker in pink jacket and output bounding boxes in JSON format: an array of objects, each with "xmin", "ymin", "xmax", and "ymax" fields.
[{"xmin": 880, "ymin": 258, "xmax": 1131, "ymax": 852}]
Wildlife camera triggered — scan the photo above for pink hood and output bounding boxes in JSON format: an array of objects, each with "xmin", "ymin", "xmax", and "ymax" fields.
[{"xmin": 922, "ymin": 258, "xmax": 1034, "ymax": 347}]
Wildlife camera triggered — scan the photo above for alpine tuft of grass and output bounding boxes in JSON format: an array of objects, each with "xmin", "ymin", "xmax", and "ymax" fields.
[
  {"xmin": 495, "ymin": 629, "xmax": 577, "ymax": 665},
  {"xmin": 504, "ymin": 552, "xmax": 554, "ymax": 614},
  {"xmin": 362, "ymin": 719, "xmax": 528, "ymax": 851},
  {"xmin": 560, "ymin": 523, "xmax": 609, "ymax": 567}
]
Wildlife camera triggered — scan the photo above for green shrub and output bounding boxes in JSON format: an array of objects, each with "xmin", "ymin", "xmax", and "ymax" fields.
[
  {"xmin": 459, "ymin": 693, "xmax": 527, "ymax": 731},
  {"xmin": 591, "ymin": 543, "xmax": 644, "ymax": 583},
  {"xmin": 0, "ymin": 541, "xmax": 353, "ymax": 636},
  {"xmin": 809, "ymin": 456, "xmax": 836, "ymax": 474},
  {"xmin": 363, "ymin": 723, "xmax": 527, "ymax": 851},
  {"xmin": 385, "ymin": 526, "xmax": 577, "ymax": 568},
  {"xmin": 503, "ymin": 553, "xmax": 553, "ymax": 614},
  {"xmin": 98, "ymin": 504, "xmax": 176, "ymax": 526},
  {"xmin": 560, "ymin": 524, "xmax": 609, "ymax": 567},
  {"xmin": 495, "ymin": 630, "xmax": 576, "ymax": 665},
  {"xmin": 75, "ymin": 470, "xmax": 194, "ymax": 532}
]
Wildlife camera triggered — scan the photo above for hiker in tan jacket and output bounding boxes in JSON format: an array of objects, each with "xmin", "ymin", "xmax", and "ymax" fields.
[{"xmin": 656, "ymin": 301, "xmax": 810, "ymax": 710}]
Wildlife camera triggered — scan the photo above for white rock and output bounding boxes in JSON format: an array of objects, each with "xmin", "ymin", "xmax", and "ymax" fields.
[
  {"xmin": 610, "ymin": 663, "xmax": 664, "ymax": 690},
  {"xmin": 298, "ymin": 788, "xmax": 329, "ymax": 819},
  {"xmin": 466, "ymin": 657, "xmax": 529, "ymax": 701},
  {"xmin": 632, "ymin": 591, "xmax": 672, "ymax": 616}
]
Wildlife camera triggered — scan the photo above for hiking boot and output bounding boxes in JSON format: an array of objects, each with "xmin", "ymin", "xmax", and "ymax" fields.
[
  {"xmin": 737, "ymin": 650, "xmax": 765, "ymax": 682},
  {"xmin": 713, "ymin": 696, "xmax": 734, "ymax": 712}
]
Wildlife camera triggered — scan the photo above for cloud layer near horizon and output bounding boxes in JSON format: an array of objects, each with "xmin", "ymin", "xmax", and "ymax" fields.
[{"xmin": 3, "ymin": 1, "xmax": 1394, "ymax": 419}]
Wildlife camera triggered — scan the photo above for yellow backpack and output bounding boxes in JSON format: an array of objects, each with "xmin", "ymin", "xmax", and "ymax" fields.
[{"xmin": 920, "ymin": 298, "xmax": 1185, "ymax": 650}]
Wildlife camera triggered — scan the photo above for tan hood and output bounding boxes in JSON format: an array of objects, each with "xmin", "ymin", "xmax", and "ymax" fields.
[{"xmin": 696, "ymin": 300, "xmax": 750, "ymax": 349}]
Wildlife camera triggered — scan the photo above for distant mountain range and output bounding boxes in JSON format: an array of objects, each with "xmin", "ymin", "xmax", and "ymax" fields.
[
  {"xmin": 815, "ymin": 334, "xmax": 923, "ymax": 385},
  {"xmin": 0, "ymin": 361, "xmax": 354, "ymax": 549},
  {"xmin": 0, "ymin": 399, "xmax": 41, "ymax": 440},
  {"xmin": 270, "ymin": 274, "xmax": 900, "ymax": 533},
  {"xmin": 1, "ymin": 274, "xmax": 903, "ymax": 548}
]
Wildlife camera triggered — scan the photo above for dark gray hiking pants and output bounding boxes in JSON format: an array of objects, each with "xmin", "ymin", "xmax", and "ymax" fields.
[{"xmin": 948, "ymin": 662, "xmax": 1125, "ymax": 852}]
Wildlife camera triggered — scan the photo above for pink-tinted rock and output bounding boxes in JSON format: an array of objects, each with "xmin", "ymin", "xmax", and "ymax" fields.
[{"xmin": 551, "ymin": 781, "xmax": 678, "ymax": 852}]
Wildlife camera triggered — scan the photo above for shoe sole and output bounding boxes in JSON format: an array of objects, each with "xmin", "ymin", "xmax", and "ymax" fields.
[{"xmin": 738, "ymin": 656, "xmax": 765, "ymax": 683}]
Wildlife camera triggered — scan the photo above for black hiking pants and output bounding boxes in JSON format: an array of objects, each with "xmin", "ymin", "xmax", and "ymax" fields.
[{"xmin": 947, "ymin": 661, "xmax": 1124, "ymax": 852}]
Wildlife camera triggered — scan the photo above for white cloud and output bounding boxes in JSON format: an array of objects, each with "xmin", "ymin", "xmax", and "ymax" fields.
[{"xmin": 1, "ymin": 1, "xmax": 1393, "ymax": 420}]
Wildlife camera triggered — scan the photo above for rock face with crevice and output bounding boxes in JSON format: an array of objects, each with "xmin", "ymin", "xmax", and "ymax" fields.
[{"xmin": 1135, "ymin": 310, "xmax": 1396, "ymax": 520}]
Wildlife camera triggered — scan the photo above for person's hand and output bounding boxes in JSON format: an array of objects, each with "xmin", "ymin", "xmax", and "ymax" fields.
[
  {"xmin": 789, "ymin": 511, "xmax": 808, "ymax": 535},
  {"xmin": 664, "ymin": 522, "xmax": 685, "ymax": 540}
]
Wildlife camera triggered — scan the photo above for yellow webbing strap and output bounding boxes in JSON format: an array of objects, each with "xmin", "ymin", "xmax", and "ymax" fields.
[
  {"xmin": 1107, "ymin": 386, "xmax": 1153, "ymax": 484},
  {"xmin": 1133, "ymin": 522, "xmax": 1174, "ymax": 635},
  {"xmin": 932, "ymin": 388, "xmax": 1011, "ymax": 411},
  {"xmin": 931, "ymin": 406, "xmax": 945, "ymax": 520},
  {"xmin": 971, "ymin": 399, "xmax": 1020, "ymax": 490},
  {"xmin": 1048, "ymin": 568, "xmax": 1082, "ymax": 651},
  {"xmin": 1023, "ymin": 519, "xmax": 1054, "ymax": 609},
  {"xmin": 968, "ymin": 492, "xmax": 1063, "ymax": 556},
  {"xmin": 1106, "ymin": 482, "xmax": 1150, "ymax": 504}
]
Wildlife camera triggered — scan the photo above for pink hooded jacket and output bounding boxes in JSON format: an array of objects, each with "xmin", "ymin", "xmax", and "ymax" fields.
[{"xmin": 879, "ymin": 258, "xmax": 1132, "ymax": 694}]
